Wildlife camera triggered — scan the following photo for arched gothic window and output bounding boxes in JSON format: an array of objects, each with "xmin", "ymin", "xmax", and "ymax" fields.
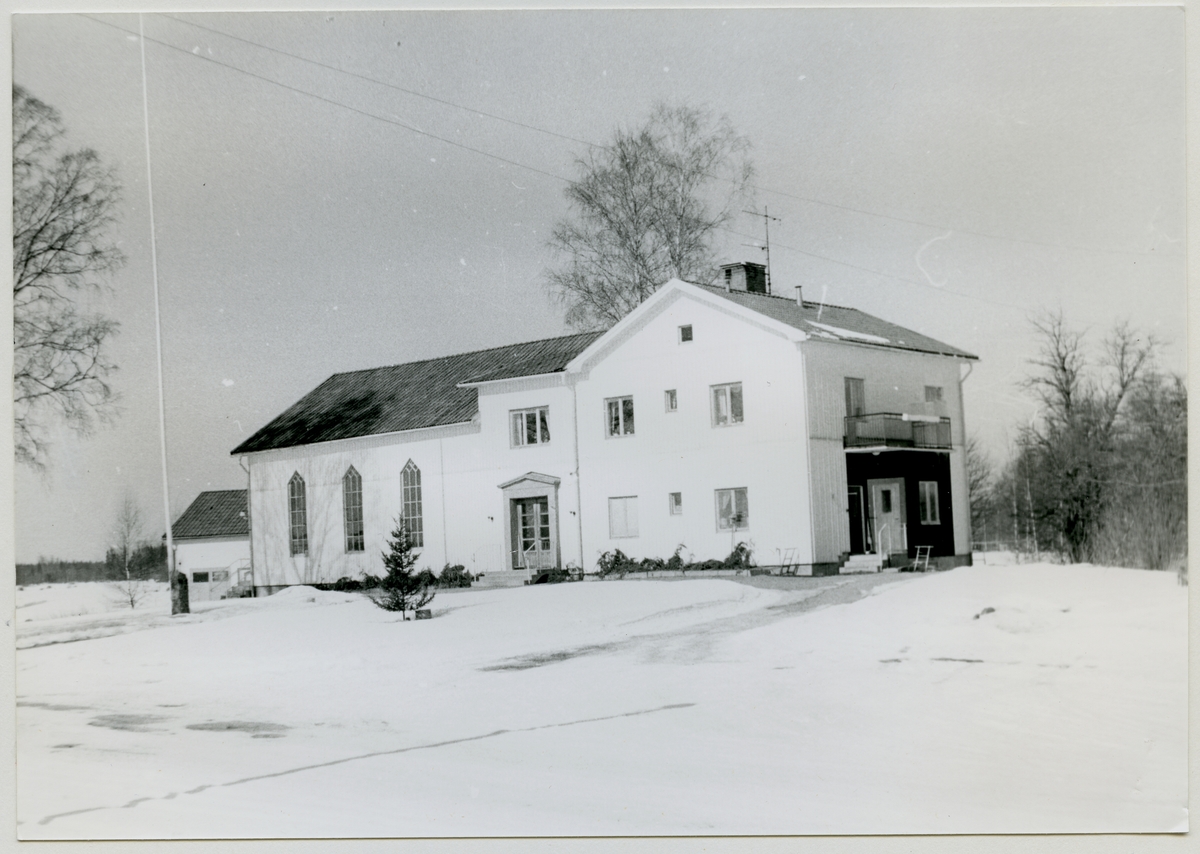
[
  {"xmin": 343, "ymin": 466, "xmax": 364, "ymax": 552},
  {"xmin": 401, "ymin": 460, "xmax": 424, "ymax": 547},
  {"xmin": 288, "ymin": 472, "xmax": 308, "ymax": 556}
]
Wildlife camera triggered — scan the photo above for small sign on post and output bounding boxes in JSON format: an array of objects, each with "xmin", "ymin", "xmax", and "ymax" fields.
[{"xmin": 415, "ymin": 609, "xmax": 432, "ymax": 620}]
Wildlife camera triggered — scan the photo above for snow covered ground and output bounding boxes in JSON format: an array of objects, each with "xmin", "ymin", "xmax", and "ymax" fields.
[{"xmin": 15, "ymin": 564, "xmax": 1187, "ymax": 838}]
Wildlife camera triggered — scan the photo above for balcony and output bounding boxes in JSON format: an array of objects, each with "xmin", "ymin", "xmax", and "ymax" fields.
[{"xmin": 844, "ymin": 413, "xmax": 952, "ymax": 450}]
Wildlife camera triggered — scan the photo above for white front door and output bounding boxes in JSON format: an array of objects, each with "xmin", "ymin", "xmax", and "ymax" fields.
[{"xmin": 869, "ymin": 479, "xmax": 905, "ymax": 555}]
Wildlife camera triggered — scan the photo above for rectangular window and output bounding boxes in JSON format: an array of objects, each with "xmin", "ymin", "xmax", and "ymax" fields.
[
  {"xmin": 925, "ymin": 385, "xmax": 944, "ymax": 403},
  {"xmin": 608, "ymin": 496, "xmax": 639, "ymax": 538},
  {"xmin": 665, "ymin": 389, "xmax": 678, "ymax": 412},
  {"xmin": 845, "ymin": 377, "xmax": 865, "ymax": 417},
  {"xmin": 669, "ymin": 492, "xmax": 683, "ymax": 515},
  {"xmin": 192, "ymin": 572, "xmax": 210, "ymax": 583},
  {"xmin": 212, "ymin": 570, "xmax": 229, "ymax": 582},
  {"xmin": 510, "ymin": 406, "xmax": 550, "ymax": 447},
  {"xmin": 715, "ymin": 487, "xmax": 749, "ymax": 530},
  {"xmin": 679, "ymin": 324, "xmax": 693, "ymax": 343},
  {"xmin": 606, "ymin": 396, "xmax": 635, "ymax": 437},
  {"xmin": 919, "ymin": 481, "xmax": 941, "ymax": 525},
  {"xmin": 711, "ymin": 382, "xmax": 744, "ymax": 426}
]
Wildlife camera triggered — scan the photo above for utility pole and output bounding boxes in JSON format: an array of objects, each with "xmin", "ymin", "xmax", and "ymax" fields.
[
  {"xmin": 743, "ymin": 206, "xmax": 781, "ymax": 294},
  {"xmin": 139, "ymin": 15, "xmax": 186, "ymax": 614}
]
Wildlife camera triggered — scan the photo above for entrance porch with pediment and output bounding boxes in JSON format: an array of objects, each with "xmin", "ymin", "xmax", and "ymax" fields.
[{"xmin": 476, "ymin": 472, "xmax": 563, "ymax": 588}]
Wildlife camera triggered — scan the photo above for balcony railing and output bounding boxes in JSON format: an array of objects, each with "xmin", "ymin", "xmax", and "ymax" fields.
[{"xmin": 844, "ymin": 413, "xmax": 952, "ymax": 449}]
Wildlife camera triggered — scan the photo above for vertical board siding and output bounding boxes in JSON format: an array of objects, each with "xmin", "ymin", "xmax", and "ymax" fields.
[
  {"xmin": 809, "ymin": 439, "xmax": 850, "ymax": 563},
  {"xmin": 804, "ymin": 341, "xmax": 967, "ymax": 445}
]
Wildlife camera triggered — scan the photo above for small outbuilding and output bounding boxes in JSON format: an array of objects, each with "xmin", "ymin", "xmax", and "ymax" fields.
[{"xmin": 172, "ymin": 489, "xmax": 252, "ymax": 601}]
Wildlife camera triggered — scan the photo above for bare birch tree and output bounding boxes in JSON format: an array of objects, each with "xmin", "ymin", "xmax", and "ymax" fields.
[
  {"xmin": 546, "ymin": 103, "xmax": 754, "ymax": 330},
  {"xmin": 13, "ymin": 84, "xmax": 124, "ymax": 470},
  {"xmin": 108, "ymin": 494, "xmax": 150, "ymax": 609}
]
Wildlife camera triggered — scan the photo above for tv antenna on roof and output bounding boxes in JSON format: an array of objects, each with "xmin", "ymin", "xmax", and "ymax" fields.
[{"xmin": 743, "ymin": 206, "xmax": 781, "ymax": 294}]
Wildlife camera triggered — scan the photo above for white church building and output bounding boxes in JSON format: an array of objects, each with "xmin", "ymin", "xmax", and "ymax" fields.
[{"xmin": 232, "ymin": 263, "xmax": 977, "ymax": 595}]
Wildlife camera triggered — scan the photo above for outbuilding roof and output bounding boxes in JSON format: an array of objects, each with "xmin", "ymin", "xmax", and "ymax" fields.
[
  {"xmin": 173, "ymin": 490, "xmax": 249, "ymax": 540},
  {"xmin": 232, "ymin": 332, "xmax": 603, "ymax": 455},
  {"xmin": 696, "ymin": 284, "xmax": 978, "ymax": 360}
]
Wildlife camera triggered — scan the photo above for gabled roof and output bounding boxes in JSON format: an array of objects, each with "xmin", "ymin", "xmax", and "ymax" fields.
[
  {"xmin": 233, "ymin": 282, "xmax": 975, "ymax": 456},
  {"xmin": 173, "ymin": 490, "xmax": 249, "ymax": 540},
  {"xmin": 695, "ymin": 284, "xmax": 978, "ymax": 360},
  {"xmin": 232, "ymin": 332, "xmax": 603, "ymax": 455}
]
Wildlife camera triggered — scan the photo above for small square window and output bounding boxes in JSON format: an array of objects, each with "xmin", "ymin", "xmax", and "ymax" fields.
[
  {"xmin": 711, "ymin": 382, "xmax": 744, "ymax": 426},
  {"xmin": 925, "ymin": 385, "xmax": 944, "ymax": 403},
  {"xmin": 679, "ymin": 324, "xmax": 693, "ymax": 343},
  {"xmin": 665, "ymin": 389, "xmax": 678, "ymax": 412},
  {"xmin": 192, "ymin": 571, "xmax": 210, "ymax": 583},
  {"xmin": 212, "ymin": 570, "xmax": 229, "ymax": 582},
  {"xmin": 669, "ymin": 492, "xmax": 683, "ymax": 515}
]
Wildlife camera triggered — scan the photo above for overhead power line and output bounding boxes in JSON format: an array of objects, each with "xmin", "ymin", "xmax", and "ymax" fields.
[
  {"xmin": 81, "ymin": 14, "xmax": 570, "ymax": 185},
  {"xmin": 158, "ymin": 12, "xmax": 597, "ymax": 151},
  {"xmin": 749, "ymin": 185, "xmax": 1158, "ymax": 259},
  {"xmin": 149, "ymin": 13, "xmax": 1161, "ymax": 261},
  {"xmin": 75, "ymin": 14, "xmax": 1107, "ymax": 315},
  {"xmin": 719, "ymin": 225, "xmax": 1026, "ymax": 311}
]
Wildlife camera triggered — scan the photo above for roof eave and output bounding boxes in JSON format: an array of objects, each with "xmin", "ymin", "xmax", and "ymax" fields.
[
  {"xmin": 801, "ymin": 333, "xmax": 977, "ymax": 361},
  {"xmin": 232, "ymin": 418, "xmax": 478, "ymax": 457},
  {"xmin": 456, "ymin": 370, "xmax": 567, "ymax": 389}
]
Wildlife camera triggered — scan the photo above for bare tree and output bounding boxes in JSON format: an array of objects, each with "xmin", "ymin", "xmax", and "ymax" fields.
[
  {"xmin": 964, "ymin": 435, "xmax": 994, "ymax": 544},
  {"xmin": 546, "ymin": 103, "xmax": 754, "ymax": 330},
  {"xmin": 1091, "ymin": 370, "xmax": 1187, "ymax": 571},
  {"xmin": 108, "ymin": 495, "xmax": 150, "ymax": 609},
  {"xmin": 13, "ymin": 84, "xmax": 124, "ymax": 470},
  {"xmin": 1015, "ymin": 312, "xmax": 1160, "ymax": 564}
]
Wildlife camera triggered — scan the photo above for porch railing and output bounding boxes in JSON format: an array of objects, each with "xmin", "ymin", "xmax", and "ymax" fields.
[
  {"xmin": 874, "ymin": 522, "xmax": 909, "ymax": 555},
  {"xmin": 844, "ymin": 413, "xmax": 952, "ymax": 449}
]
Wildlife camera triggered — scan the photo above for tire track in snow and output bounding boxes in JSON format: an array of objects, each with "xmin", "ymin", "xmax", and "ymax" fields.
[
  {"xmin": 478, "ymin": 573, "xmax": 921, "ymax": 671},
  {"xmin": 35, "ymin": 702, "xmax": 696, "ymax": 828}
]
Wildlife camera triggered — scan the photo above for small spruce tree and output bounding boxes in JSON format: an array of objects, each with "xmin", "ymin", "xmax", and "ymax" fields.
[{"xmin": 370, "ymin": 518, "xmax": 435, "ymax": 618}]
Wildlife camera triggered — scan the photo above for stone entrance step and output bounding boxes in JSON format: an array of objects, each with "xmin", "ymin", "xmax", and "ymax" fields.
[
  {"xmin": 472, "ymin": 571, "xmax": 529, "ymax": 589},
  {"xmin": 841, "ymin": 554, "xmax": 886, "ymax": 574}
]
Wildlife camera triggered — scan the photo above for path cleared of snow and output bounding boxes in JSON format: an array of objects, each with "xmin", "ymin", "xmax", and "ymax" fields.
[{"xmin": 15, "ymin": 565, "xmax": 1186, "ymax": 838}]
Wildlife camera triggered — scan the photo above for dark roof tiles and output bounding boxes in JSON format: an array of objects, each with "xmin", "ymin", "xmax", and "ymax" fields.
[
  {"xmin": 233, "ymin": 284, "xmax": 976, "ymax": 456},
  {"xmin": 232, "ymin": 332, "xmax": 602, "ymax": 455},
  {"xmin": 173, "ymin": 490, "xmax": 249, "ymax": 539},
  {"xmin": 696, "ymin": 284, "xmax": 978, "ymax": 360}
]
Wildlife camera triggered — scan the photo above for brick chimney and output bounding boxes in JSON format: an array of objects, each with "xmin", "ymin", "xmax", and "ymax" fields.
[{"xmin": 719, "ymin": 262, "xmax": 768, "ymax": 294}]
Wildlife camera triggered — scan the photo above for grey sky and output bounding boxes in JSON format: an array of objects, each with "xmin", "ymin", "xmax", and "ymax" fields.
[{"xmin": 12, "ymin": 8, "xmax": 1185, "ymax": 562}]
